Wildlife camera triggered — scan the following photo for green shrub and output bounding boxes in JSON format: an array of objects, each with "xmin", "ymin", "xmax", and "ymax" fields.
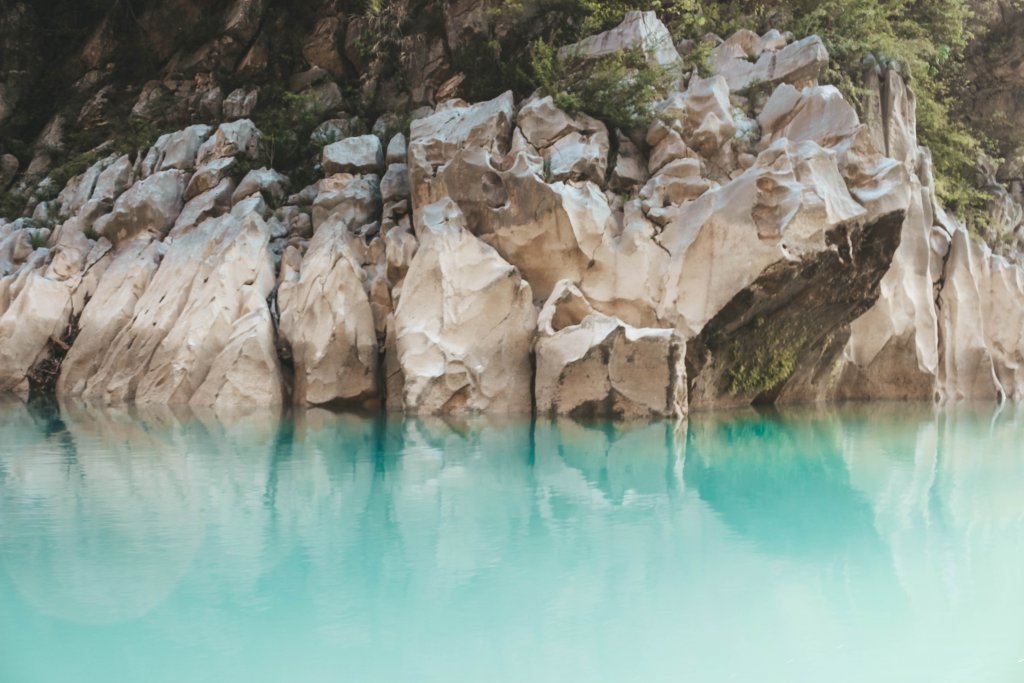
[
  {"xmin": 252, "ymin": 90, "xmax": 324, "ymax": 171},
  {"xmin": 0, "ymin": 192, "xmax": 27, "ymax": 220},
  {"xmin": 27, "ymin": 229, "xmax": 49, "ymax": 249},
  {"xmin": 491, "ymin": 0, "xmax": 993, "ymax": 229},
  {"xmin": 531, "ymin": 41, "xmax": 672, "ymax": 129}
]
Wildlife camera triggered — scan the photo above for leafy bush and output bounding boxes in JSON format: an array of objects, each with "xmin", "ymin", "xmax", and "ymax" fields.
[
  {"xmin": 0, "ymin": 192, "xmax": 27, "ymax": 220},
  {"xmin": 27, "ymin": 229, "xmax": 50, "ymax": 249},
  {"xmin": 512, "ymin": 0, "xmax": 993, "ymax": 227},
  {"xmin": 250, "ymin": 90, "xmax": 324, "ymax": 181},
  {"xmin": 531, "ymin": 42, "xmax": 672, "ymax": 129}
]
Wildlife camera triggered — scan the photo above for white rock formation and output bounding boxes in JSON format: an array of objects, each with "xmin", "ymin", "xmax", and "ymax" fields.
[
  {"xmin": 278, "ymin": 216, "xmax": 379, "ymax": 407},
  {"xmin": 94, "ymin": 169, "xmax": 188, "ymax": 243},
  {"xmin": 196, "ymin": 119, "xmax": 261, "ymax": 166},
  {"xmin": 232, "ymin": 167, "xmax": 288, "ymax": 205},
  {"xmin": 322, "ymin": 135, "xmax": 385, "ymax": 175},
  {"xmin": 558, "ymin": 10, "xmax": 681, "ymax": 70},
  {"xmin": 516, "ymin": 96, "xmax": 609, "ymax": 184},
  {"xmin": 713, "ymin": 33, "xmax": 829, "ymax": 92},
  {"xmin": 394, "ymin": 198, "xmax": 535, "ymax": 414},
  {"xmin": 0, "ymin": 13, "xmax": 1019, "ymax": 416},
  {"xmin": 64, "ymin": 212, "xmax": 282, "ymax": 407},
  {"xmin": 535, "ymin": 281, "xmax": 686, "ymax": 418},
  {"xmin": 407, "ymin": 91, "xmax": 515, "ymax": 215}
]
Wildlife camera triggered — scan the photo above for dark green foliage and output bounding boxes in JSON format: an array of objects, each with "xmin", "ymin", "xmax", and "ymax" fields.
[
  {"xmin": 531, "ymin": 42, "xmax": 672, "ymax": 129},
  {"xmin": 249, "ymin": 90, "xmax": 325, "ymax": 189},
  {"xmin": 486, "ymin": 0, "xmax": 993, "ymax": 229},
  {"xmin": 46, "ymin": 151, "xmax": 101, "ymax": 197},
  {"xmin": 0, "ymin": 191, "xmax": 26, "ymax": 220},
  {"xmin": 27, "ymin": 229, "xmax": 49, "ymax": 249}
]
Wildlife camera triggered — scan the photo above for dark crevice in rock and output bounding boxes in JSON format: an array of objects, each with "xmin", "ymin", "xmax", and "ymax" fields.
[{"xmin": 27, "ymin": 305, "xmax": 83, "ymax": 402}]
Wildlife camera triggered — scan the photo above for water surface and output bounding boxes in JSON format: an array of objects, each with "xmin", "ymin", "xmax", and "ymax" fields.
[{"xmin": 2, "ymin": 401, "xmax": 1023, "ymax": 682}]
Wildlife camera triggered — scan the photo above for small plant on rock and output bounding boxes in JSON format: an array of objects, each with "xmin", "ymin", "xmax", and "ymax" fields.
[{"xmin": 27, "ymin": 229, "xmax": 49, "ymax": 249}]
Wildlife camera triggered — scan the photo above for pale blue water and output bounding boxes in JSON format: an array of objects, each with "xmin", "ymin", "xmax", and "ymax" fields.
[{"xmin": 1, "ymin": 401, "xmax": 1024, "ymax": 683}]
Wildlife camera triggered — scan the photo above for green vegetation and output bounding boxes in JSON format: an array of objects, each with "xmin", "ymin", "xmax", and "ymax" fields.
[
  {"xmin": 478, "ymin": 0, "xmax": 994, "ymax": 227},
  {"xmin": 531, "ymin": 43, "xmax": 672, "ymax": 129},
  {"xmin": 0, "ymin": 0, "xmax": 1001, "ymax": 231},
  {"xmin": 727, "ymin": 318, "xmax": 807, "ymax": 395},
  {"xmin": 251, "ymin": 90, "xmax": 323, "ymax": 169},
  {"xmin": 0, "ymin": 192, "xmax": 27, "ymax": 220},
  {"xmin": 26, "ymin": 229, "xmax": 49, "ymax": 249}
]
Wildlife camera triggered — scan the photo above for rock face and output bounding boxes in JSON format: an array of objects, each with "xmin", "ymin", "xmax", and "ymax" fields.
[
  {"xmin": 0, "ymin": 11, "xmax": 1022, "ymax": 417},
  {"xmin": 713, "ymin": 33, "xmax": 829, "ymax": 92},
  {"xmin": 535, "ymin": 281, "xmax": 686, "ymax": 418},
  {"xmin": 60, "ymin": 213, "xmax": 282, "ymax": 408},
  {"xmin": 322, "ymin": 135, "xmax": 385, "ymax": 176},
  {"xmin": 393, "ymin": 198, "xmax": 535, "ymax": 414},
  {"xmin": 277, "ymin": 217, "xmax": 379, "ymax": 408}
]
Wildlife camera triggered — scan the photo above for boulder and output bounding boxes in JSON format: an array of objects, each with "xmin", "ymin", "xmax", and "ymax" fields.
[
  {"xmin": 640, "ymin": 158, "xmax": 712, "ymax": 211},
  {"xmin": 184, "ymin": 156, "xmax": 236, "ymax": 201},
  {"xmin": 90, "ymin": 155, "xmax": 134, "ymax": 205},
  {"xmin": 609, "ymin": 135, "xmax": 647, "ymax": 192},
  {"xmin": 155, "ymin": 125, "xmax": 209, "ymax": 174},
  {"xmin": 196, "ymin": 119, "xmax": 261, "ymax": 166},
  {"xmin": 278, "ymin": 216, "xmax": 379, "ymax": 407},
  {"xmin": 385, "ymin": 133, "xmax": 408, "ymax": 164},
  {"xmin": 57, "ymin": 157, "xmax": 106, "ymax": 217},
  {"xmin": 173, "ymin": 177, "xmax": 235, "ymax": 234},
  {"xmin": 407, "ymin": 91, "xmax": 515, "ymax": 212},
  {"xmin": 535, "ymin": 302, "xmax": 687, "ymax": 419},
  {"xmin": 657, "ymin": 75, "xmax": 736, "ymax": 157},
  {"xmin": 380, "ymin": 164, "xmax": 410, "ymax": 204},
  {"xmin": 223, "ymin": 86, "xmax": 260, "ymax": 120},
  {"xmin": 559, "ymin": 10, "xmax": 681, "ymax": 70},
  {"xmin": 232, "ymin": 167, "xmax": 289, "ymax": 205},
  {"xmin": 713, "ymin": 33, "xmax": 829, "ymax": 92},
  {"xmin": 514, "ymin": 99, "xmax": 611, "ymax": 185},
  {"xmin": 95, "ymin": 170, "xmax": 188, "ymax": 243},
  {"xmin": 394, "ymin": 198, "xmax": 535, "ymax": 413},
  {"xmin": 516, "ymin": 96, "xmax": 581, "ymax": 150},
  {"xmin": 311, "ymin": 173, "xmax": 381, "ymax": 230},
  {"xmin": 322, "ymin": 135, "xmax": 385, "ymax": 175},
  {"xmin": 759, "ymin": 84, "xmax": 860, "ymax": 148},
  {"xmin": 311, "ymin": 117, "xmax": 357, "ymax": 145}
]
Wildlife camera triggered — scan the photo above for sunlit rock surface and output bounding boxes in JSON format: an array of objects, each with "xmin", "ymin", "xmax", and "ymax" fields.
[{"xmin": 0, "ymin": 12, "xmax": 1021, "ymax": 413}]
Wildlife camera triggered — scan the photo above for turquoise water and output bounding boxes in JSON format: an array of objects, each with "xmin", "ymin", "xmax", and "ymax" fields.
[{"xmin": 1, "ymin": 401, "xmax": 1023, "ymax": 682}]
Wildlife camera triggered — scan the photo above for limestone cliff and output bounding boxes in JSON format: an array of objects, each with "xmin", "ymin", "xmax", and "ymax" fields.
[{"xmin": 0, "ymin": 9, "xmax": 1021, "ymax": 416}]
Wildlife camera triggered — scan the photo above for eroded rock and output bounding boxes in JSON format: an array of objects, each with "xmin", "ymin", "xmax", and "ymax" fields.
[
  {"xmin": 394, "ymin": 198, "xmax": 535, "ymax": 413},
  {"xmin": 277, "ymin": 216, "xmax": 379, "ymax": 408}
]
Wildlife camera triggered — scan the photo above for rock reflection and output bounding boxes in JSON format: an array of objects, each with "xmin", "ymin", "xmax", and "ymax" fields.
[{"xmin": 2, "ymin": 400, "xmax": 1024, "ymax": 682}]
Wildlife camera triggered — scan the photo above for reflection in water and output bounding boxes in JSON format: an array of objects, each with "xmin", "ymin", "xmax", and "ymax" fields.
[{"xmin": 1, "ymin": 400, "xmax": 1023, "ymax": 682}]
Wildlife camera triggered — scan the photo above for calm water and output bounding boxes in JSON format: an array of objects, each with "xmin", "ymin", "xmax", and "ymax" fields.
[{"xmin": 1, "ymin": 401, "xmax": 1023, "ymax": 683}]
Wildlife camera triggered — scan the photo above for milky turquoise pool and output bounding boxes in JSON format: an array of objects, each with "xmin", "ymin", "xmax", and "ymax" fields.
[{"xmin": 1, "ymin": 401, "xmax": 1023, "ymax": 682}]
